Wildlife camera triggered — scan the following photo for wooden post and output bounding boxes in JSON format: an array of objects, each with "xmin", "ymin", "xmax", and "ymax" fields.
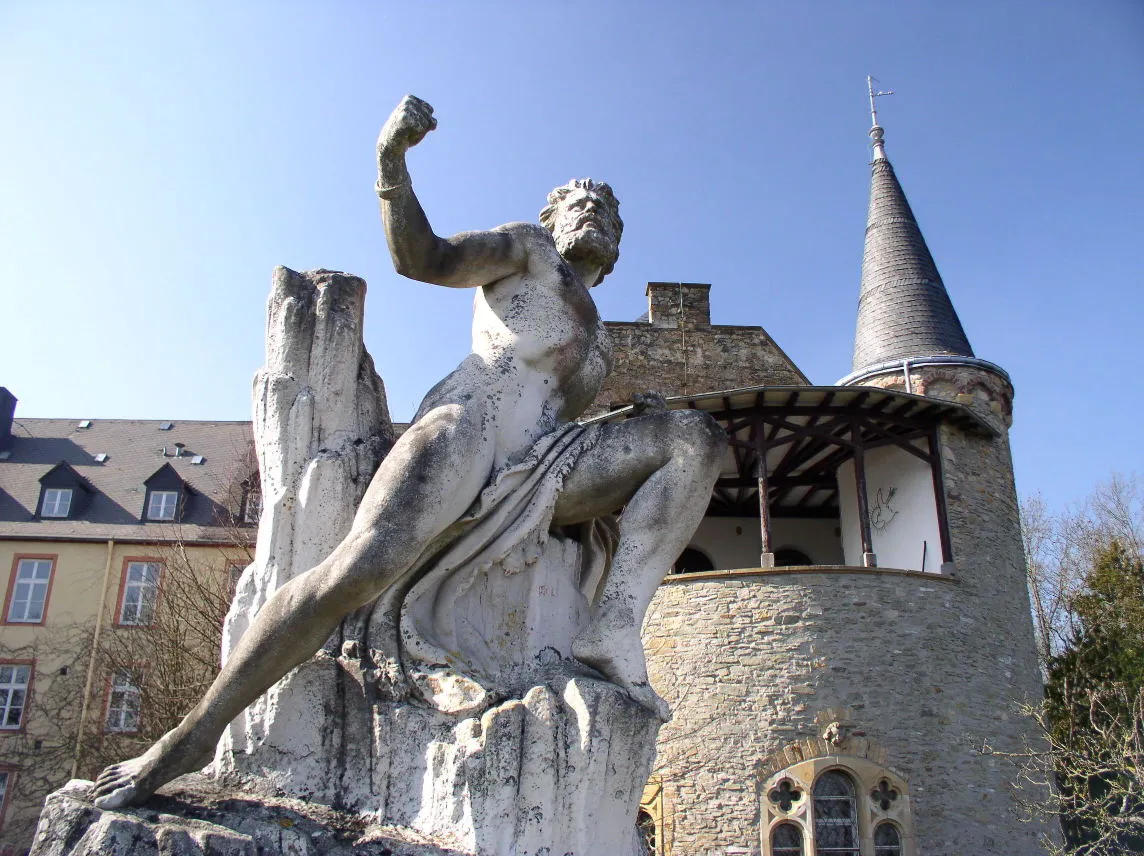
[
  {"xmin": 928, "ymin": 425, "xmax": 955, "ymax": 574},
  {"xmin": 755, "ymin": 418, "xmax": 774, "ymax": 568},
  {"xmin": 852, "ymin": 421, "xmax": 876, "ymax": 567}
]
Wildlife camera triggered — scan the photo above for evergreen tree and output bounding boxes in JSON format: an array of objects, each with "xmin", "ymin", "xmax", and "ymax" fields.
[{"xmin": 1045, "ymin": 539, "xmax": 1144, "ymax": 853}]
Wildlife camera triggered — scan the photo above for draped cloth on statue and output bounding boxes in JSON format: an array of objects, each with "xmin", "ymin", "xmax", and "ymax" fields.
[{"xmin": 370, "ymin": 422, "xmax": 618, "ymax": 717}]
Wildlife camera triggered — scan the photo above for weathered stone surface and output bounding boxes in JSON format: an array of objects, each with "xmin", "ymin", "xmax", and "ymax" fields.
[
  {"xmin": 36, "ymin": 673, "xmax": 656, "ymax": 856},
  {"xmin": 587, "ymin": 282, "xmax": 808, "ymax": 417},
  {"xmin": 69, "ymin": 99, "xmax": 722, "ymax": 856},
  {"xmin": 216, "ymin": 266, "xmax": 394, "ymax": 799},
  {"xmin": 30, "ymin": 777, "xmax": 461, "ymax": 856}
]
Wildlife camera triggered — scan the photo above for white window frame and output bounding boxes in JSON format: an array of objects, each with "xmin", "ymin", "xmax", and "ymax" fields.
[
  {"xmin": 147, "ymin": 490, "xmax": 179, "ymax": 521},
  {"xmin": 0, "ymin": 664, "xmax": 31, "ymax": 730},
  {"xmin": 105, "ymin": 669, "xmax": 142, "ymax": 733},
  {"xmin": 0, "ymin": 768, "xmax": 11, "ymax": 827},
  {"xmin": 40, "ymin": 487, "xmax": 73, "ymax": 518},
  {"xmin": 118, "ymin": 561, "xmax": 161, "ymax": 626},
  {"xmin": 243, "ymin": 487, "xmax": 262, "ymax": 524},
  {"xmin": 6, "ymin": 558, "xmax": 53, "ymax": 623}
]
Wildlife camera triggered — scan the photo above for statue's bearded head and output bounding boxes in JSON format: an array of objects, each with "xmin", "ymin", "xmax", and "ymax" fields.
[{"xmin": 540, "ymin": 179, "xmax": 623, "ymax": 286}]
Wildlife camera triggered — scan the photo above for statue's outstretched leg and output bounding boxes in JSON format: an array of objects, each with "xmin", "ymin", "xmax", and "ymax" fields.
[
  {"xmin": 93, "ymin": 405, "xmax": 494, "ymax": 809},
  {"xmin": 554, "ymin": 409, "xmax": 726, "ymax": 719}
]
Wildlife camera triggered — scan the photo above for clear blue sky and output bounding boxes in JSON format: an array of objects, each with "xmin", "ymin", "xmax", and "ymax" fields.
[{"xmin": 1, "ymin": 2, "xmax": 1141, "ymax": 512}]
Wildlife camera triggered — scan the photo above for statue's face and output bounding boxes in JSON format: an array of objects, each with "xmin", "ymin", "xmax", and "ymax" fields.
[{"xmin": 552, "ymin": 188, "xmax": 620, "ymax": 280}]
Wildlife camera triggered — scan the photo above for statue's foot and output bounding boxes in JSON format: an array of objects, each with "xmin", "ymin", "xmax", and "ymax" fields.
[
  {"xmin": 572, "ymin": 624, "xmax": 671, "ymax": 722},
  {"xmin": 92, "ymin": 738, "xmax": 211, "ymax": 809}
]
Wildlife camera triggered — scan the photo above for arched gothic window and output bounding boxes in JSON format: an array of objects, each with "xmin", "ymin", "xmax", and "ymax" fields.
[
  {"xmin": 771, "ymin": 822, "xmax": 803, "ymax": 856},
  {"xmin": 873, "ymin": 822, "xmax": 902, "ymax": 856},
  {"xmin": 812, "ymin": 770, "xmax": 859, "ymax": 856},
  {"xmin": 760, "ymin": 749, "xmax": 913, "ymax": 856},
  {"xmin": 636, "ymin": 808, "xmax": 657, "ymax": 855}
]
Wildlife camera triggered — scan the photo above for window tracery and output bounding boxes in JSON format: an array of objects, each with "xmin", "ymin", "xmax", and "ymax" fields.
[
  {"xmin": 812, "ymin": 771, "xmax": 859, "ymax": 856},
  {"xmin": 761, "ymin": 753, "xmax": 913, "ymax": 856},
  {"xmin": 771, "ymin": 822, "xmax": 803, "ymax": 856},
  {"xmin": 768, "ymin": 778, "xmax": 804, "ymax": 812},
  {"xmin": 874, "ymin": 822, "xmax": 902, "ymax": 856}
]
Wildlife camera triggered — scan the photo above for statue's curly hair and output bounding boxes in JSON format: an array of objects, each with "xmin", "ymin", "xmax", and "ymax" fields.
[{"xmin": 539, "ymin": 179, "xmax": 623, "ymax": 282}]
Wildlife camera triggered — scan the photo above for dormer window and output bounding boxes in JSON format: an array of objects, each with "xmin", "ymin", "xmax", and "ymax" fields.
[
  {"xmin": 41, "ymin": 488, "xmax": 73, "ymax": 518},
  {"xmin": 238, "ymin": 475, "xmax": 262, "ymax": 526},
  {"xmin": 142, "ymin": 463, "xmax": 192, "ymax": 523},
  {"xmin": 147, "ymin": 491, "xmax": 179, "ymax": 521},
  {"xmin": 36, "ymin": 461, "xmax": 93, "ymax": 520}
]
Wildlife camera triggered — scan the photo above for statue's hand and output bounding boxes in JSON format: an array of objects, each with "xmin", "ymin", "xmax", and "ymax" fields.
[
  {"xmin": 630, "ymin": 391, "xmax": 668, "ymax": 416},
  {"xmin": 378, "ymin": 95, "xmax": 437, "ymax": 158}
]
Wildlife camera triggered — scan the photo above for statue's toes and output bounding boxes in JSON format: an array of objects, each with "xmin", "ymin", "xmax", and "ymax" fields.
[{"xmin": 93, "ymin": 781, "xmax": 139, "ymax": 810}]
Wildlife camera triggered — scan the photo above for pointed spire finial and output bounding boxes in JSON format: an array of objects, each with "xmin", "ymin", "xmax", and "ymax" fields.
[{"xmin": 867, "ymin": 75, "xmax": 894, "ymax": 160}]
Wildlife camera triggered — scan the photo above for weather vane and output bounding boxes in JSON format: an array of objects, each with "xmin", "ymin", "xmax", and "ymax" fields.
[
  {"xmin": 867, "ymin": 75, "xmax": 894, "ymax": 128},
  {"xmin": 866, "ymin": 75, "xmax": 894, "ymax": 159}
]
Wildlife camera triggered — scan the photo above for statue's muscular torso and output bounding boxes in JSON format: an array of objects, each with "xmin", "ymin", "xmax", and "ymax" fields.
[{"xmin": 412, "ymin": 222, "xmax": 613, "ymax": 471}]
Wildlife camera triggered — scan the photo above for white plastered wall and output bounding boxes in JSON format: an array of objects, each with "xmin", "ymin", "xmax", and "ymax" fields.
[
  {"xmin": 686, "ymin": 516, "xmax": 844, "ymax": 570},
  {"xmin": 837, "ymin": 441, "xmax": 942, "ymax": 572}
]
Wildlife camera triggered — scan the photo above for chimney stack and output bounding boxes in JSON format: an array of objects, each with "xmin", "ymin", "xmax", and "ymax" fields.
[
  {"xmin": 645, "ymin": 282, "xmax": 712, "ymax": 330},
  {"xmin": 0, "ymin": 388, "xmax": 16, "ymax": 452}
]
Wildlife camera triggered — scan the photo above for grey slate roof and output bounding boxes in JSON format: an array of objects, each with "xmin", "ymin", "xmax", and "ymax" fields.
[
  {"xmin": 0, "ymin": 418, "xmax": 256, "ymax": 544},
  {"xmin": 851, "ymin": 152, "xmax": 974, "ymax": 372}
]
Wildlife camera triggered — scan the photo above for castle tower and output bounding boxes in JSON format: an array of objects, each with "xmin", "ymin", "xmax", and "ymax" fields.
[
  {"xmin": 633, "ymin": 93, "xmax": 1053, "ymax": 856},
  {"xmin": 829, "ymin": 99, "xmax": 1052, "ymax": 853}
]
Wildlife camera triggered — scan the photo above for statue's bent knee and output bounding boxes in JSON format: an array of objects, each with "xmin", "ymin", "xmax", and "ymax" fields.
[{"xmin": 667, "ymin": 408, "xmax": 727, "ymax": 461}]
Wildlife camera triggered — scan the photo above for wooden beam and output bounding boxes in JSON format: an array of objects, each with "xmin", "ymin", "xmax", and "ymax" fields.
[
  {"xmin": 929, "ymin": 425, "xmax": 954, "ymax": 572},
  {"xmin": 770, "ymin": 505, "xmax": 840, "ymax": 519},
  {"xmin": 863, "ymin": 432, "xmax": 932, "ymax": 463},
  {"xmin": 754, "ymin": 420, "xmax": 774, "ymax": 567},
  {"xmin": 852, "ymin": 420, "xmax": 876, "ymax": 567}
]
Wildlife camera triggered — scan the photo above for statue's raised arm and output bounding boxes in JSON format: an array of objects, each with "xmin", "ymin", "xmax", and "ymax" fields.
[{"xmin": 376, "ymin": 95, "xmax": 528, "ymax": 289}]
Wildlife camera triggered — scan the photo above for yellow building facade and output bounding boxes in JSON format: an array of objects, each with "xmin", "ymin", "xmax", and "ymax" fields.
[{"xmin": 0, "ymin": 392, "xmax": 255, "ymax": 851}]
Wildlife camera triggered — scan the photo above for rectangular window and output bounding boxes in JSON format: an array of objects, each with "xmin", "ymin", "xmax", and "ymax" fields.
[
  {"xmin": 105, "ymin": 670, "xmax": 141, "ymax": 733},
  {"xmin": 228, "ymin": 563, "xmax": 245, "ymax": 593},
  {"xmin": 41, "ymin": 487, "xmax": 73, "ymax": 518},
  {"xmin": 6, "ymin": 558, "xmax": 53, "ymax": 623},
  {"xmin": 0, "ymin": 664, "xmax": 31, "ymax": 730},
  {"xmin": 118, "ymin": 561, "xmax": 161, "ymax": 626},
  {"xmin": 0, "ymin": 769, "xmax": 10, "ymax": 830},
  {"xmin": 243, "ymin": 489, "xmax": 262, "ymax": 524},
  {"xmin": 147, "ymin": 490, "xmax": 179, "ymax": 521}
]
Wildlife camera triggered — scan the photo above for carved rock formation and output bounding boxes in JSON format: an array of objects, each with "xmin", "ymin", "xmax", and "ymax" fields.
[{"xmin": 215, "ymin": 266, "xmax": 395, "ymax": 798}]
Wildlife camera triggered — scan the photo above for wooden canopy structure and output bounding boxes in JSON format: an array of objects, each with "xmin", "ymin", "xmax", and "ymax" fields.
[{"xmin": 591, "ymin": 386, "xmax": 995, "ymax": 569}]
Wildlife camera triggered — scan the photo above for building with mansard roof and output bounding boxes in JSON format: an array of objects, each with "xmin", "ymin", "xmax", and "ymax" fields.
[
  {"xmin": 0, "ymin": 112, "xmax": 1049, "ymax": 855},
  {"xmin": 0, "ymin": 410, "xmax": 256, "ymax": 849}
]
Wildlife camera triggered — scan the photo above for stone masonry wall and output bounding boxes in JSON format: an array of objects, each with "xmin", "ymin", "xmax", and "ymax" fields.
[
  {"xmin": 643, "ymin": 569, "xmax": 1047, "ymax": 855},
  {"xmin": 586, "ymin": 283, "xmax": 808, "ymax": 418}
]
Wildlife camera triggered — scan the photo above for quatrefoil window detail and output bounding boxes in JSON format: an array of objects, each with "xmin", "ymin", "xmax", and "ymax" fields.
[
  {"xmin": 871, "ymin": 779, "xmax": 900, "ymax": 811},
  {"xmin": 768, "ymin": 778, "xmax": 803, "ymax": 812}
]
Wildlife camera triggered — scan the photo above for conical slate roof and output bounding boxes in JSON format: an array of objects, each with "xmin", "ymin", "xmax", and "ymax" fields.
[{"xmin": 851, "ymin": 128, "xmax": 973, "ymax": 372}]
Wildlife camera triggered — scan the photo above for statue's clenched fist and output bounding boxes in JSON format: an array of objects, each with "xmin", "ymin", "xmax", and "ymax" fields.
[{"xmin": 378, "ymin": 95, "xmax": 437, "ymax": 156}]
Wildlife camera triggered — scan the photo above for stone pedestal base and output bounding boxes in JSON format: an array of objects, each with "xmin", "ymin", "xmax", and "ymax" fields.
[
  {"xmin": 29, "ymin": 777, "xmax": 455, "ymax": 856},
  {"xmin": 31, "ymin": 674, "xmax": 660, "ymax": 856}
]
